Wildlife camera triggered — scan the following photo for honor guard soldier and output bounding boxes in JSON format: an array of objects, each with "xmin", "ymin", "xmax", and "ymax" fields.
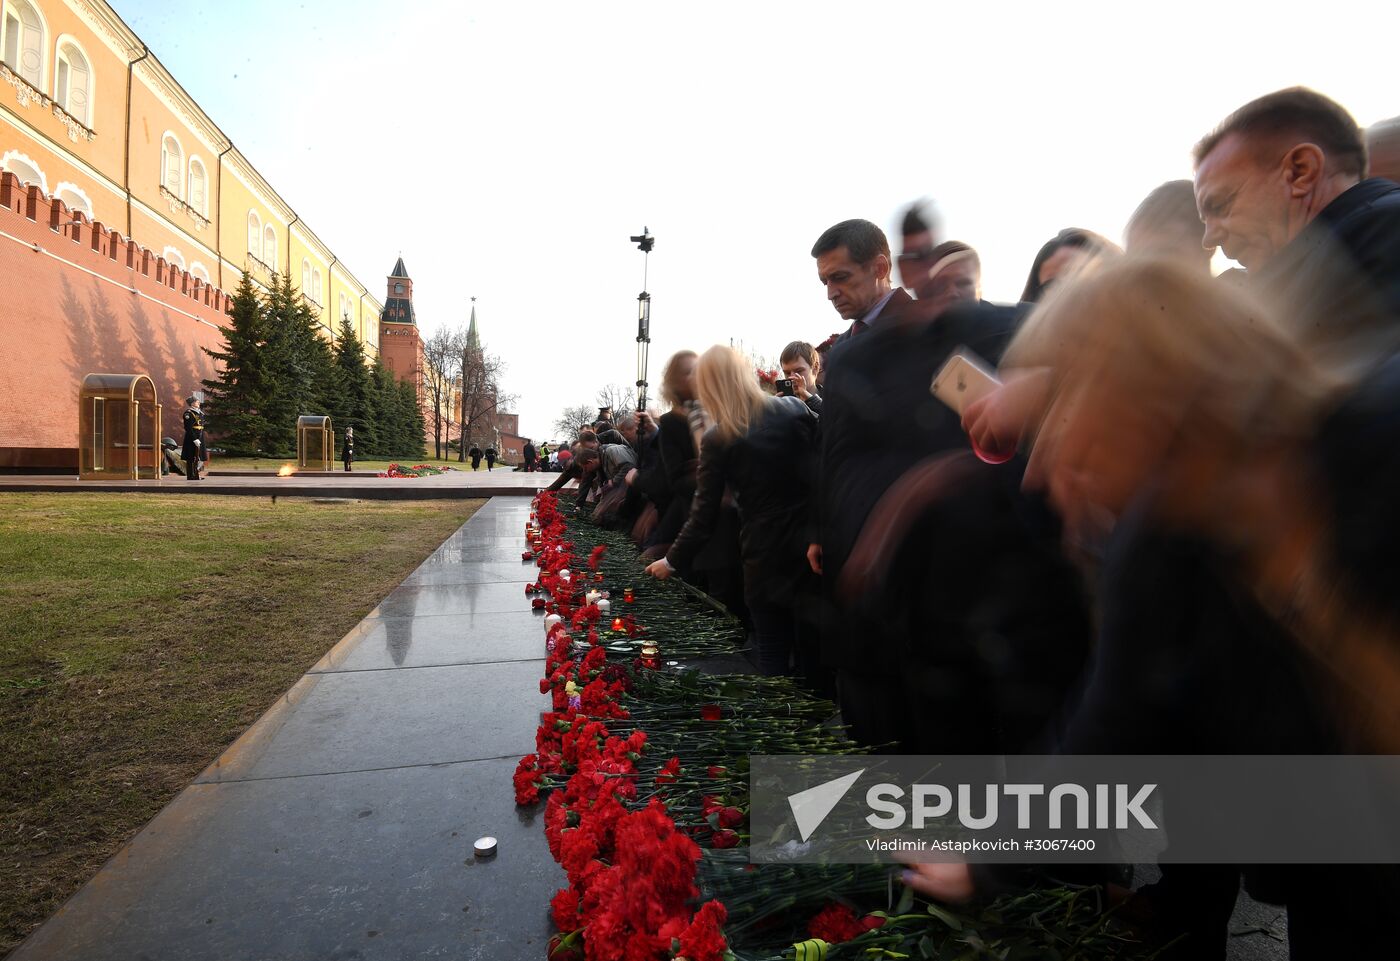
[{"xmin": 181, "ymin": 395, "xmax": 205, "ymax": 481}]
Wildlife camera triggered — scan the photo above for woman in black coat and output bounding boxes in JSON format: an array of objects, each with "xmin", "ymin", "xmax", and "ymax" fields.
[
  {"xmin": 647, "ymin": 351, "xmax": 699, "ymax": 555},
  {"xmin": 645, "ymin": 346, "xmax": 819, "ymax": 679}
]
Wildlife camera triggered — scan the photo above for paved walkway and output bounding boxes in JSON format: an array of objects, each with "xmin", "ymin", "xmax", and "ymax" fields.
[
  {"xmin": 0, "ymin": 469, "xmax": 553, "ymax": 500},
  {"xmin": 11, "ymin": 498, "xmax": 561, "ymax": 961}
]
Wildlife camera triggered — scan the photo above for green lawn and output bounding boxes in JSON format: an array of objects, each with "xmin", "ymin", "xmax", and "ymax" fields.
[{"xmin": 0, "ymin": 493, "xmax": 482, "ymax": 955}]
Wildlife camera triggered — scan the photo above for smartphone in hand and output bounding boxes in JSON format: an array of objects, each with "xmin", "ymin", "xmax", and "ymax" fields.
[{"xmin": 930, "ymin": 350, "xmax": 1001, "ymax": 416}]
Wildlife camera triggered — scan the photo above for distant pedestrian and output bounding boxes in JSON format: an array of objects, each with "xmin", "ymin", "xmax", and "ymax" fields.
[
  {"xmin": 469, "ymin": 445, "xmax": 483, "ymax": 471},
  {"xmin": 181, "ymin": 395, "xmax": 204, "ymax": 481},
  {"xmin": 343, "ymin": 426, "xmax": 355, "ymax": 472},
  {"xmin": 523, "ymin": 438, "xmax": 537, "ymax": 472},
  {"xmin": 485, "ymin": 446, "xmax": 497, "ymax": 471}
]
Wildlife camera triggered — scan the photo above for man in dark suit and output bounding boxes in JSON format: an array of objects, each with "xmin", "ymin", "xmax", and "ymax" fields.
[
  {"xmin": 813, "ymin": 238, "xmax": 1090, "ymax": 752},
  {"xmin": 812, "ymin": 219, "xmax": 914, "ymax": 350},
  {"xmin": 1194, "ymin": 87, "xmax": 1400, "ymax": 378}
]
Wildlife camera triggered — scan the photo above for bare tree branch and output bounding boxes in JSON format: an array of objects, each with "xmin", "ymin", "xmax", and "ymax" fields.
[
  {"xmin": 423, "ymin": 326, "xmax": 465, "ymax": 459},
  {"xmin": 553, "ymin": 403, "xmax": 597, "ymax": 441}
]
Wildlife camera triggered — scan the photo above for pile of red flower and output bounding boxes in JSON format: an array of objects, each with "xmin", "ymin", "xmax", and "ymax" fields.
[
  {"xmin": 377, "ymin": 463, "xmax": 455, "ymax": 478},
  {"xmin": 515, "ymin": 493, "xmax": 731, "ymax": 961},
  {"xmin": 516, "ymin": 492, "xmax": 914, "ymax": 961}
]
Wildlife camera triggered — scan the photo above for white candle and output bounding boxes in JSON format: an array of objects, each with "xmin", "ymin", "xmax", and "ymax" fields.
[
  {"xmin": 544, "ymin": 614, "xmax": 562, "ymax": 632},
  {"xmin": 596, "ymin": 599, "xmax": 611, "ymax": 614}
]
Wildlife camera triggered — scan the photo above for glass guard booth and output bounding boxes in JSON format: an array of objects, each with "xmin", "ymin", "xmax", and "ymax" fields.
[
  {"xmin": 297, "ymin": 415, "xmax": 334, "ymax": 471},
  {"xmin": 78, "ymin": 374, "xmax": 162, "ymax": 481}
]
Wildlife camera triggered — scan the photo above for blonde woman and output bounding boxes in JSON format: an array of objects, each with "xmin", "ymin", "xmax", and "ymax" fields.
[
  {"xmin": 645, "ymin": 345, "xmax": 820, "ymax": 680},
  {"xmin": 647, "ymin": 350, "xmax": 701, "ymax": 557},
  {"xmin": 901, "ymin": 257, "xmax": 1400, "ymax": 956}
]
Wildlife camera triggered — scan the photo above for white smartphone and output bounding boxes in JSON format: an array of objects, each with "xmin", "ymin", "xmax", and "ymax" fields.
[{"xmin": 930, "ymin": 349, "xmax": 1001, "ymax": 416}]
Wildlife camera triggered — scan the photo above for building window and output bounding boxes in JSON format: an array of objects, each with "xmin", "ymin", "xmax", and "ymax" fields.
[
  {"xmin": 1, "ymin": 149, "xmax": 47, "ymax": 192},
  {"xmin": 2, "ymin": 0, "xmax": 45, "ymax": 91},
  {"xmin": 247, "ymin": 210, "xmax": 261, "ymax": 259},
  {"xmin": 160, "ymin": 133, "xmax": 183, "ymax": 198},
  {"xmin": 54, "ymin": 181, "xmax": 92, "ymax": 218},
  {"xmin": 311, "ymin": 267, "xmax": 322, "ymax": 304},
  {"xmin": 162, "ymin": 246, "xmax": 185, "ymax": 271},
  {"xmin": 53, "ymin": 38, "xmax": 91, "ymax": 126},
  {"xmin": 301, "ymin": 258, "xmax": 311, "ymax": 296},
  {"xmin": 190, "ymin": 262, "xmax": 211, "ymax": 284},
  {"xmin": 262, "ymin": 224, "xmax": 277, "ymax": 270},
  {"xmin": 187, "ymin": 157, "xmax": 207, "ymax": 215}
]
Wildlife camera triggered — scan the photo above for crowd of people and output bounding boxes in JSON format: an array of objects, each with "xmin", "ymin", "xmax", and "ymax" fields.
[{"xmin": 546, "ymin": 87, "xmax": 1400, "ymax": 957}]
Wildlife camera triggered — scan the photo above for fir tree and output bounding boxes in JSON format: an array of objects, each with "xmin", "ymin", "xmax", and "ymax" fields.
[
  {"xmin": 332, "ymin": 317, "xmax": 376, "ymax": 452},
  {"xmin": 398, "ymin": 378, "xmax": 426, "ymax": 459},
  {"xmin": 202, "ymin": 273, "xmax": 272, "ymax": 454},
  {"xmin": 369, "ymin": 358, "xmax": 401, "ymax": 458},
  {"xmin": 261, "ymin": 272, "xmax": 337, "ymax": 454}
]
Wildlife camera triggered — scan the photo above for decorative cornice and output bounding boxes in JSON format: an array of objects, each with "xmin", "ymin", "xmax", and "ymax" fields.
[
  {"xmin": 69, "ymin": 0, "xmax": 143, "ymax": 61},
  {"xmin": 158, "ymin": 185, "xmax": 209, "ymax": 231}
]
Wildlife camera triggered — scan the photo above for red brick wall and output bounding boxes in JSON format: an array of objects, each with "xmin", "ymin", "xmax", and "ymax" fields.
[
  {"xmin": 498, "ymin": 432, "xmax": 524, "ymax": 464},
  {"xmin": 0, "ymin": 172, "xmax": 231, "ymax": 469}
]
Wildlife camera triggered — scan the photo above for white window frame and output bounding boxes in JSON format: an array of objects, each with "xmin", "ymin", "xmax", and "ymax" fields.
[
  {"xmin": 247, "ymin": 210, "xmax": 261, "ymax": 259},
  {"xmin": 52, "ymin": 34, "xmax": 93, "ymax": 128},
  {"xmin": 311, "ymin": 267, "xmax": 322, "ymax": 304},
  {"xmin": 1, "ymin": 148, "xmax": 48, "ymax": 193},
  {"xmin": 53, "ymin": 180, "xmax": 92, "ymax": 218},
  {"xmin": 262, "ymin": 224, "xmax": 277, "ymax": 270},
  {"xmin": 189, "ymin": 261, "xmax": 211, "ymax": 284},
  {"xmin": 2, "ymin": 0, "xmax": 48, "ymax": 92},
  {"xmin": 162, "ymin": 245, "xmax": 186, "ymax": 271},
  {"xmin": 187, "ymin": 156, "xmax": 207, "ymax": 215},
  {"xmin": 160, "ymin": 131, "xmax": 184, "ymax": 199}
]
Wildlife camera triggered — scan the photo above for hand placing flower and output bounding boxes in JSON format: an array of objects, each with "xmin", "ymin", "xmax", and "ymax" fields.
[
  {"xmin": 645, "ymin": 558, "xmax": 673, "ymax": 580},
  {"xmin": 900, "ymin": 861, "xmax": 975, "ymax": 903}
]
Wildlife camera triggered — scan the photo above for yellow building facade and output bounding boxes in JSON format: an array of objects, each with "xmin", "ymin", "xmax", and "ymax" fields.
[{"xmin": 0, "ymin": 0, "xmax": 381, "ymax": 350}]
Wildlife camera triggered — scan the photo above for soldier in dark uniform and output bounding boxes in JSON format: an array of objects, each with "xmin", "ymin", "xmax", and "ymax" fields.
[
  {"xmin": 485, "ymin": 446, "xmax": 497, "ymax": 471},
  {"xmin": 180, "ymin": 395, "xmax": 204, "ymax": 481},
  {"xmin": 343, "ymin": 426, "xmax": 355, "ymax": 472},
  {"xmin": 469, "ymin": 445, "xmax": 483, "ymax": 471}
]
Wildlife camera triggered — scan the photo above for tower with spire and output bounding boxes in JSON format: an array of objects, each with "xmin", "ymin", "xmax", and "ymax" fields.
[
  {"xmin": 465, "ymin": 296, "xmax": 481, "ymax": 352},
  {"xmin": 378, "ymin": 256, "xmax": 427, "ymax": 425}
]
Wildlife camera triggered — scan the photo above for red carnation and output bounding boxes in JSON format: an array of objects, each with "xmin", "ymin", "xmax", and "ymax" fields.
[
  {"xmin": 513, "ymin": 754, "xmax": 543, "ymax": 805},
  {"xmin": 807, "ymin": 903, "xmax": 871, "ymax": 944},
  {"xmin": 718, "ymin": 806, "xmax": 745, "ymax": 829},
  {"xmin": 700, "ymin": 704, "xmax": 722, "ymax": 721},
  {"xmin": 675, "ymin": 900, "xmax": 729, "ymax": 961},
  {"xmin": 654, "ymin": 756, "xmax": 682, "ymax": 784},
  {"xmin": 706, "ymin": 765, "xmax": 726, "ymax": 778},
  {"xmin": 532, "ymin": 597, "xmax": 547, "ymax": 610},
  {"xmin": 550, "ymin": 886, "xmax": 581, "ymax": 930},
  {"xmin": 710, "ymin": 828, "xmax": 741, "ymax": 849}
]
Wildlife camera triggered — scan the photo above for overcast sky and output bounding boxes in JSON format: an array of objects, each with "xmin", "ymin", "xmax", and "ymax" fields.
[{"xmin": 120, "ymin": 0, "xmax": 1399, "ymax": 442}]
